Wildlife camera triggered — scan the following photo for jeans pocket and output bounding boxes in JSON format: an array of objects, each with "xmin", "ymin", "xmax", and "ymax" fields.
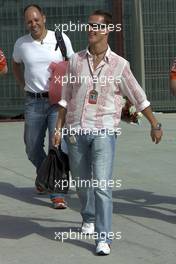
[{"xmin": 25, "ymin": 96, "xmax": 35, "ymax": 107}]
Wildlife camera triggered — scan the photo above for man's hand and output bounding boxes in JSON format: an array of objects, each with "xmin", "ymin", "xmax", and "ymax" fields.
[
  {"xmin": 150, "ymin": 129, "xmax": 163, "ymax": 144},
  {"xmin": 141, "ymin": 106, "xmax": 163, "ymax": 144}
]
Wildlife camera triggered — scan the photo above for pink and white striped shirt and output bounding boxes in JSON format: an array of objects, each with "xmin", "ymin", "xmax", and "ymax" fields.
[{"xmin": 59, "ymin": 46, "xmax": 150, "ymax": 130}]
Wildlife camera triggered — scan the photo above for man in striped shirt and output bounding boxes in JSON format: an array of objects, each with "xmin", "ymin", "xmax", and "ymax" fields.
[{"xmin": 53, "ymin": 10, "xmax": 163, "ymax": 255}]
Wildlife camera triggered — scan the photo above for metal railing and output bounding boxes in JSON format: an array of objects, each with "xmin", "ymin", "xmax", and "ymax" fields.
[{"xmin": 123, "ymin": 0, "xmax": 176, "ymax": 112}]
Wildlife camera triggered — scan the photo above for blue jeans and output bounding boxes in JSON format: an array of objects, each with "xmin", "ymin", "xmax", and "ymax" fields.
[
  {"xmin": 65, "ymin": 131, "xmax": 117, "ymax": 244},
  {"xmin": 24, "ymin": 94, "xmax": 67, "ymax": 199}
]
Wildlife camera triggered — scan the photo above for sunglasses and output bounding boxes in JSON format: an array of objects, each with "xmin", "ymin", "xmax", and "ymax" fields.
[{"xmin": 87, "ymin": 23, "xmax": 107, "ymax": 30}]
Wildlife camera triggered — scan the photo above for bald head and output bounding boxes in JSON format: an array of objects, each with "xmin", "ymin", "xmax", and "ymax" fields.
[
  {"xmin": 24, "ymin": 4, "xmax": 44, "ymax": 15},
  {"xmin": 24, "ymin": 5, "xmax": 46, "ymax": 40}
]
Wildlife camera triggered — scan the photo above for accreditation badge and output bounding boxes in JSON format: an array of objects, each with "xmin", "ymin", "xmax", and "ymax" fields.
[{"xmin": 88, "ymin": 89, "xmax": 98, "ymax": 104}]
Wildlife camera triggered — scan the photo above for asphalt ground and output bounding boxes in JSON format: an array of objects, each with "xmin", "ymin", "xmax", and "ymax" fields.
[{"xmin": 0, "ymin": 113, "xmax": 175, "ymax": 264}]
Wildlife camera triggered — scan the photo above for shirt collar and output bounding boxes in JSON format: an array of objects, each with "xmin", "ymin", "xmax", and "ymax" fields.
[{"xmin": 85, "ymin": 45, "xmax": 111, "ymax": 63}]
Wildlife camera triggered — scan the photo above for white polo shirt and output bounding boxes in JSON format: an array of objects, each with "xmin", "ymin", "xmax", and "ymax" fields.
[{"xmin": 13, "ymin": 30, "xmax": 74, "ymax": 93}]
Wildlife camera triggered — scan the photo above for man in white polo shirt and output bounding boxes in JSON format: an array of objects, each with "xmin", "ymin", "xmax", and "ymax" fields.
[{"xmin": 12, "ymin": 4, "xmax": 74, "ymax": 209}]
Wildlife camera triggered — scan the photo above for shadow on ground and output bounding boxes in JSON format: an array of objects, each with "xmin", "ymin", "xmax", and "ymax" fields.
[{"xmin": 0, "ymin": 182, "xmax": 175, "ymax": 225}]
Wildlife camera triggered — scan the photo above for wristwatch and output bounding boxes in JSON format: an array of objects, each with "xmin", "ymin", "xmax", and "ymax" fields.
[{"xmin": 151, "ymin": 122, "xmax": 162, "ymax": 131}]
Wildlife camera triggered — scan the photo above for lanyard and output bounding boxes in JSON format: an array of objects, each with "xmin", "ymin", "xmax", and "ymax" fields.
[{"xmin": 87, "ymin": 55, "xmax": 104, "ymax": 90}]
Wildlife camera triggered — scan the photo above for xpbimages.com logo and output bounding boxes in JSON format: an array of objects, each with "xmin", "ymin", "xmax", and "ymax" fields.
[
  {"xmin": 55, "ymin": 126, "xmax": 122, "ymax": 138},
  {"xmin": 55, "ymin": 178, "xmax": 122, "ymax": 191},
  {"xmin": 54, "ymin": 229, "xmax": 122, "ymax": 242},
  {"xmin": 55, "ymin": 21, "xmax": 122, "ymax": 34},
  {"xmin": 54, "ymin": 73, "xmax": 122, "ymax": 86}
]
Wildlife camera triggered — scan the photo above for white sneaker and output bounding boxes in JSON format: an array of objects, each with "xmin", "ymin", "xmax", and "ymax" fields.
[
  {"xmin": 96, "ymin": 242, "xmax": 111, "ymax": 255},
  {"xmin": 81, "ymin": 222, "xmax": 95, "ymax": 235}
]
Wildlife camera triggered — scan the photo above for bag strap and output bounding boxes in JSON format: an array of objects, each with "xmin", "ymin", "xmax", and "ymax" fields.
[{"xmin": 55, "ymin": 29, "xmax": 68, "ymax": 61}]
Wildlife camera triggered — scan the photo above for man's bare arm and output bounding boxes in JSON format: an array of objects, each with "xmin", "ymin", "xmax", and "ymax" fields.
[
  {"xmin": 53, "ymin": 106, "xmax": 67, "ymax": 147},
  {"xmin": 12, "ymin": 59, "xmax": 25, "ymax": 88},
  {"xmin": 170, "ymin": 80, "xmax": 176, "ymax": 96}
]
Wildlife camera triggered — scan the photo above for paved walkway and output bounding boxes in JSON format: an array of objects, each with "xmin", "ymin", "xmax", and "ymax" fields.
[{"xmin": 0, "ymin": 113, "xmax": 175, "ymax": 264}]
